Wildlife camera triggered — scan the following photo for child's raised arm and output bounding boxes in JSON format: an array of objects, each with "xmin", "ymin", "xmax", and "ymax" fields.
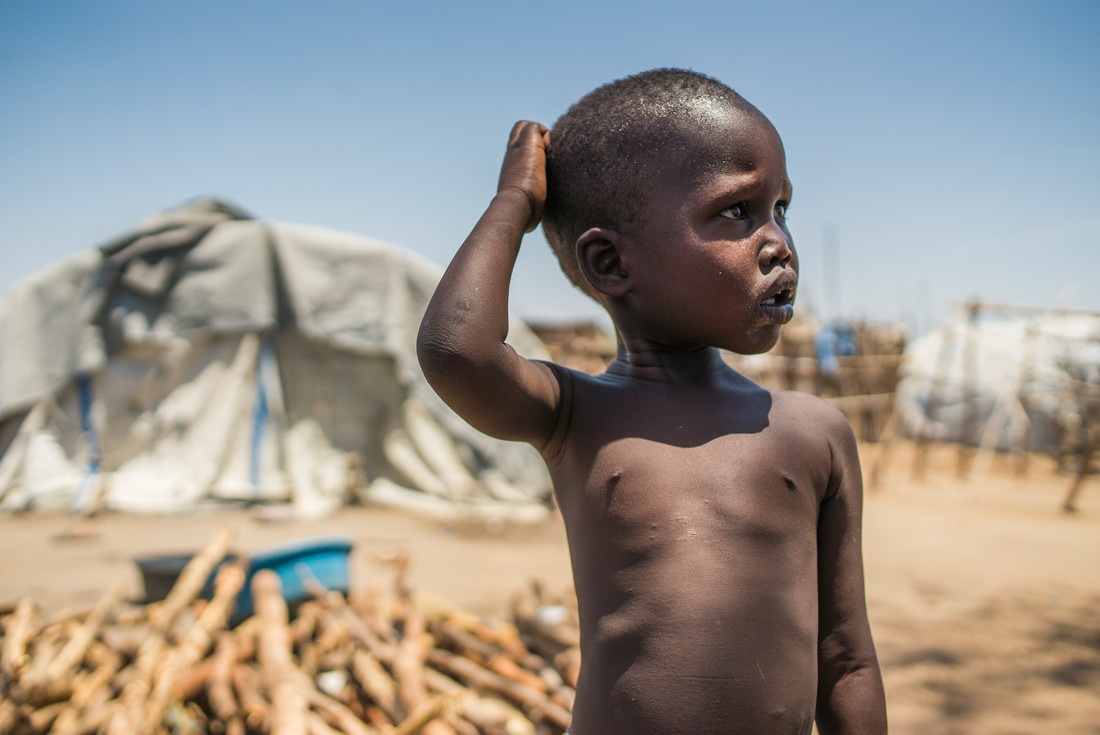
[
  {"xmin": 416, "ymin": 121, "xmax": 561, "ymax": 449},
  {"xmin": 815, "ymin": 407, "xmax": 888, "ymax": 734}
]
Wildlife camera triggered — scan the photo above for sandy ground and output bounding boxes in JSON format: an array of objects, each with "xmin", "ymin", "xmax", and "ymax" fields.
[{"xmin": 2, "ymin": 441, "xmax": 1099, "ymax": 734}]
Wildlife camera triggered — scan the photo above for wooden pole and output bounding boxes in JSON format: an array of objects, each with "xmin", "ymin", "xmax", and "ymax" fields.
[{"xmin": 956, "ymin": 300, "xmax": 981, "ymax": 478}]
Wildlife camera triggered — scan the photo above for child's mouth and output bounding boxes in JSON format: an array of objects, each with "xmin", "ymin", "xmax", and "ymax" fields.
[
  {"xmin": 759, "ymin": 275, "xmax": 797, "ymax": 322},
  {"xmin": 761, "ymin": 289, "xmax": 794, "ymax": 307}
]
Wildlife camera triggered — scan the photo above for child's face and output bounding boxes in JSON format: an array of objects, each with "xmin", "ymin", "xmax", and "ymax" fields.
[{"xmin": 620, "ymin": 105, "xmax": 797, "ymax": 356}]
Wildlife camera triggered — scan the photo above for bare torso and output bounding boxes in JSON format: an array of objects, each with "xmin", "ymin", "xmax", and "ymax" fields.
[{"xmin": 543, "ymin": 362, "xmax": 834, "ymax": 735}]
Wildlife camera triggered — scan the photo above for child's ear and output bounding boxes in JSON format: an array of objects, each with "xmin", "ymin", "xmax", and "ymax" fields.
[{"xmin": 576, "ymin": 227, "xmax": 631, "ymax": 299}]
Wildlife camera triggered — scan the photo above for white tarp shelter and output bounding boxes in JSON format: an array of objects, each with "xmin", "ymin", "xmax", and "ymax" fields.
[
  {"xmin": 0, "ymin": 199, "xmax": 552, "ymax": 520},
  {"xmin": 894, "ymin": 303, "xmax": 1100, "ymax": 454}
]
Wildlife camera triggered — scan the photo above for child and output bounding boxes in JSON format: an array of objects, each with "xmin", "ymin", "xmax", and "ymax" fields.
[{"xmin": 417, "ymin": 69, "xmax": 886, "ymax": 735}]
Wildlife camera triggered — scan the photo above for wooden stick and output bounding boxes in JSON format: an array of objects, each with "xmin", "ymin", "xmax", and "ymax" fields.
[
  {"xmin": 1, "ymin": 598, "xmax": 36, "ymax": 680},
  {"xmin": 173, "ymin": 657, "xmax": 215, "ymax": 702},
  {"xmin": 0, "ymin": 699, "xmax": 23, "ymax": 734},
  {"xmin": 49, "ymin": 644, "xmax": 122, "ymax": 735},
  {"xmin": 141, "ymin": 562, "xmax": 246, "ymax": 735},
  {"xmin": 107, "ymin": 530, "xmax": 233, "ymax": 735},
  {"xmin": 511, "ymin": 597, "xmax": 579, "ymax": 663},
  {"xmin": 149, "ymin": 527, "xmax": 233, "ymax": 632},
  {"xmin": 21, "ymin": 625, "xmax": 70, "ymax": 706},
  {"xmin": 290, "ymin": 601, "xmax": 322, "ymax": 656},
  {"xmin": 255, "ymin": 569, "xmax": 309, "ymax": 735},
  {"xmin": 458, "ymin": 695, "xmax": 537, "ymax": 735},
  {"xmin": 232, "ymin": 615, "xmax": 260, "ymax": 661},
  {"xmin": 29, "ymin": 701, "xmax": 66, "ymax": 731},
  {"xmin": 438, "ymin": 611, "xmax": 529, "ymax": 664},
  {"xmin": 533, "ymin": 662, "xmax": 567, "ymax": 698},
  {"xmin": 423, "ymin": 668, "xmax": 464, "ymax": 696},
  {"xmin": 393, "ymin": 593, "xmax": 453, "ymax": 735},
  {"xmin": 206, "ymin": 633, "xmax": 240, "ymax": 723},
  {"xmin": 392, "ymin": 693, "xmax": 461, "ymax": 735},
  {"xmin": 232, "ymin": 663, "xmax": 269, "ymax": 731},
  {"xmin": 68, "ymin": 699, "xmax": 117, "ymax": 735},
  {"xmin": 310, "ymin": 614, "xmax": 352, "ymax": 671},
  {"xmin": 18, "ymin": 604, "xmax": 120, "ymax": 714},
  {"xmin": 392, "ymin": 607, "xmax": 429, "ymax": 721},
  {"xmin": 43, "ymin": 579, "xmax": 124, "ymax": 682},
  {"xmin": 310, "ymin": 587, "xmax": 397, "ymax": 669},
  {"xmin": 350, "ymin": 649, "xmax": 401, "ymax": 724},
  {"xmin": 487, "ymin": 654, "xmax": 548, "ymax": 694},
  {"xmin": 224, "ymin": 716, "xmax": 247, "ymax": 735},
  {"xmin": 303, "ymin": 687, "xmax": 376, "ymax": 735},
  {"xmin": 431, "ymin": 620, "xmax": 498, "ymax": 665},
  {"xmin": 305, "ymin": 710, "xmax": 346, "ymax": 735},
  {"xmin": 427, "ymin": 649, "xmax": 572, "ymax": 729},
  {"xmin": 553, "ymin": 648, "xmax": 581, "ymax": 690}
]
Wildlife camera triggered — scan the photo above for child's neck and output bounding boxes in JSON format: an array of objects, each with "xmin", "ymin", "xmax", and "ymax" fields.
[{"xmin": 606, "ymin": 339, "xmax": 732, "ymax": 385}]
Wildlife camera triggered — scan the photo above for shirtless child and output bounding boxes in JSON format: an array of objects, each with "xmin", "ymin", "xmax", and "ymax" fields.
[{"xmin": 417, "ymin": 69, "xmax": 887, "ymax": 734}]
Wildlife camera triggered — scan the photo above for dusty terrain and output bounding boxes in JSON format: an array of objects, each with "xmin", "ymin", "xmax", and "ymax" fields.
[{"xmin": 2, "ymin": 441, "xmax": 1098, "ymax": 734}]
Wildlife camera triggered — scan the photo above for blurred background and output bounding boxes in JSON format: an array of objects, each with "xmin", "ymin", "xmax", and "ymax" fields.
[
  {"xmin": 3, "ymin": 0, "xmax": 1098, "ymax": 328},
  {"xmin": 1, "ymin": 2, "xmax": 1099, "ymax": 734}
]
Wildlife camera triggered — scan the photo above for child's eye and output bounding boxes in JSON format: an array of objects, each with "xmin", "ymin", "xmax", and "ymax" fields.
[
  {"xmin": 774, "ymin": 202, "xmax": 788, "ymax": 219},
  {"xmin": 719, "ymin": 203, "xmax": 747, "ymax": 220}
]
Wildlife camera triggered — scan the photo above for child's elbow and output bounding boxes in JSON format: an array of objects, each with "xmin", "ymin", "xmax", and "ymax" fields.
[{"xmin": 416, "ymin": 318, "xmax": 468, "ymax": 380}]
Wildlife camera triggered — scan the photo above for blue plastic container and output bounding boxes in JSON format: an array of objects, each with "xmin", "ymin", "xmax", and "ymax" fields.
[{"xmin": 134, "ymin": 536, "xmax": 353, "ymax": 624}]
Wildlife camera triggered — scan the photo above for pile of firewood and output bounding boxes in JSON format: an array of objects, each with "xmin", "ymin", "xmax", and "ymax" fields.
[{"xmin": 0, "ymin": 530, "xmax": 580, "ymax": 735}]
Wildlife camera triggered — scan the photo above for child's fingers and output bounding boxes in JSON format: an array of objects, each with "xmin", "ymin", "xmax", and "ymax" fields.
[
  {"xmin": 499, "ymin": 120, "xmax": 549, "ymax": 232},
  {"xmin": 506, "ymin": 120, "xmax": 549, "ymax": 155},
  {"xmin": 510, "ymin": 120, "xmax": 544, "ymax": 144}
]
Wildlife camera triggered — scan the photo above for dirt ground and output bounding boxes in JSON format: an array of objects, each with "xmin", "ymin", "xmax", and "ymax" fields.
[{"xmin": 2, "ymin": 441, "xmax": 1098, "ymax": 734}]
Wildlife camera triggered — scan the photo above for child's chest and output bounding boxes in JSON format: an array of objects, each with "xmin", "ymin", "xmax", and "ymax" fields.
[
  {"xmin": 549, "ymin": 382, "xmax": 832, "ymax": 547},
  {"xmin": 566, "ymin": 432, "xmax": 822, "ymax": 547}
]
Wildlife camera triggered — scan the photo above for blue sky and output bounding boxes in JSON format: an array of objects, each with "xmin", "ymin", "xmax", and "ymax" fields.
[{"xmin": 2, "ymin": 1, "xmax": 1098, "ymax": 334}]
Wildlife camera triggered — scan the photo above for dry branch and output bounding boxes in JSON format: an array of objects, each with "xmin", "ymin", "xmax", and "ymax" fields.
[
  {"xmin": 150, "ymin": 527, "xmax": 232, "ymax": 632},
  {"xmin": 142, "ymin": 561, "xmax": 246, "ymax": 734},
  {"xmin": 43, "ymin": 579, "xmax": 124, "ymax": 681},
  {"xmin": 1, "ymin": 598, "xmax": 35, "ymax": 681},
  {"xmin": 255, "ymin": 569, "xmax": 310, "ymax": 735}
]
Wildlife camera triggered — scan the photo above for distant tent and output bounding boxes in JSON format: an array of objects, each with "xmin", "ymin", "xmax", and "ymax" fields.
[
  {"xmin": 894, "ymin": 303, "xmax": 1100, "ymax": 455},
  {"xmin": 0, "ymin": 199, "xmax": 552, "ymax": 520}
]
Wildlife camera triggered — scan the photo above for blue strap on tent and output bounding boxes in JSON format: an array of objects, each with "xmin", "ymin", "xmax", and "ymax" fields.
[
  {"xmin": 249, "ymin": 338, "xmax": 274, "ymax": 494},
  {"xmin": 70, "ymin": 373, "xmax": 101, "ymax": 513}
]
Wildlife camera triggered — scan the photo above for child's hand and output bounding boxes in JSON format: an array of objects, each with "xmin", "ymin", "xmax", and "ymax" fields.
[{"xmin": 498, "ymin": 120, "xmax": 550, "ymax": 233}]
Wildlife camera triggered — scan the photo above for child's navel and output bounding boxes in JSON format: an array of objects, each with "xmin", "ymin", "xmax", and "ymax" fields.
[{"xmin": 675, "ymin": 514, "xmax": 698, "ymax": 541}]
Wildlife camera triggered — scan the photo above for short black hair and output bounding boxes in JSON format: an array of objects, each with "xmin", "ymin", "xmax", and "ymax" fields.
[{"xmin": 543, "ymin": 68, "xmax": 754, "ymax": 300}]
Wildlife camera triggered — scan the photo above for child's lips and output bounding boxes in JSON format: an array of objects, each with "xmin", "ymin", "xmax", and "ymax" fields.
[
  {"xmin": 758, "ymin": 271, "xmax": 797, "ymax": 322},
  {"xmin": 760, "ymin": 271, "xmax": 797, "ymax": 304}
]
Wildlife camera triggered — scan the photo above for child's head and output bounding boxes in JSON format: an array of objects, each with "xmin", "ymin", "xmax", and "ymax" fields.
[{"xmin": 543, "ymin": 68, "xmax": 775, "ymax": 302}]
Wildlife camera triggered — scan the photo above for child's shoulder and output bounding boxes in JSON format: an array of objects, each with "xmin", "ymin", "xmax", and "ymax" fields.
[
  {"xmin": 771, "ymin": 388, "xmax": 840, "ymax": 411},
  {"xmin": 769, "ymin": 391, "xmax": 861, "ymax": 496},
  {"xmin": 770, "ymin": 389, "xmax": 857, "ymax": 440}
]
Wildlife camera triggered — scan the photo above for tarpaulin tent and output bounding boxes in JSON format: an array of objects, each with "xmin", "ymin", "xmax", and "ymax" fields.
[
  {"xmin": 0, "ymin": 199, "xmax": 552, "ymax": 520},
  {"xmin": 894, "ymin": 302, "xmax": 1100, "ymax": 456}
]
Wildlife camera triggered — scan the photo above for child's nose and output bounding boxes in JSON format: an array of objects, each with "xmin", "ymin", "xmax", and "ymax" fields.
[{"xmin": 758, "ymin": 228, "xmax": 794, "ymax": 268}]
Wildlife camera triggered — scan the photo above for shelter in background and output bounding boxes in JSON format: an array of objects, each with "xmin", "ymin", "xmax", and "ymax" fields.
[
  {"xmin": 886, "ymin": 301, "xmax": 1100, "ymax": 510},
  {"xmin": 895, "ymin": 302, "xmax": 1100, "ymax": 454},
  {"xmin": 0, "ymin": 199, "xmax": 552, "ymax": 521}
]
